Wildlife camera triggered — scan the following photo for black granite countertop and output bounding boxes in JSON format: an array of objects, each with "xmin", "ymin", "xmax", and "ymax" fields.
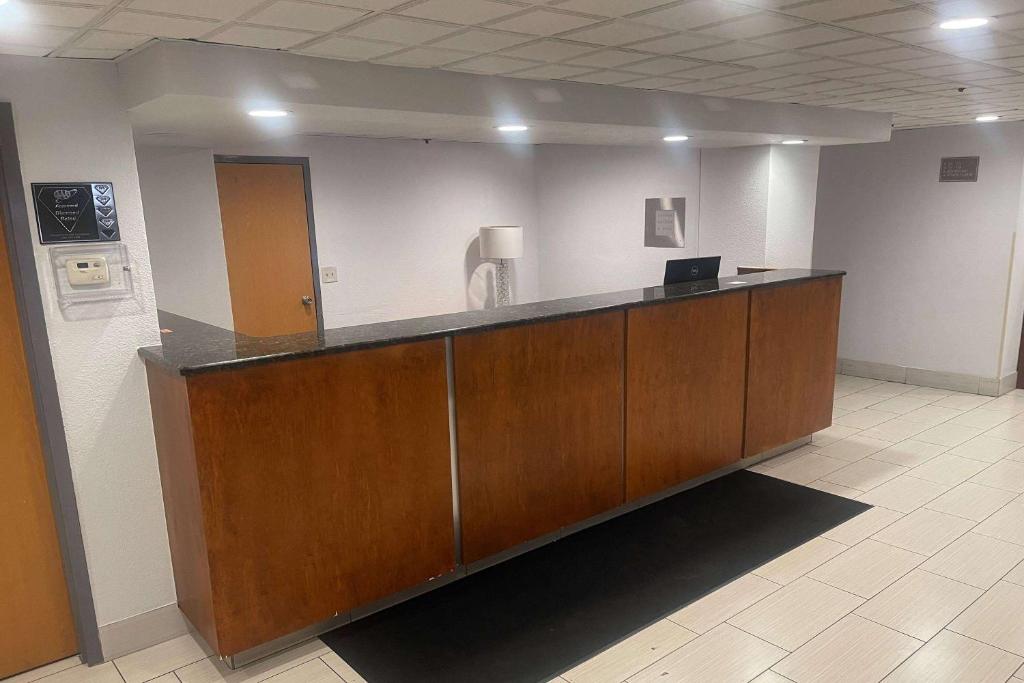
[{"xmin": 140, "ymin": 268, "xmax": 844, "ymax": 376}]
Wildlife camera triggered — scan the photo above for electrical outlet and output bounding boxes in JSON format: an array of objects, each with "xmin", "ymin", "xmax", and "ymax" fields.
[{"xmin": 321, "ymin": 266, "xmax": 338, "ymax": 284}]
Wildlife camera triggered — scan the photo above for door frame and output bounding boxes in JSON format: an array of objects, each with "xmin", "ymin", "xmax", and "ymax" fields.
[
  {"xmin": 0, "ymin": 103, "xmax": 102, "ymax": 664},
  {"xmin": 213, "ymin": 155, "xmax": 325, "ymax": 336}
]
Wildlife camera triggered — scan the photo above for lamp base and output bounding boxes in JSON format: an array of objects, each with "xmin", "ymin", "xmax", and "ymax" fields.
[{"xmin": 496, "ymin": 259, "xmax": 512, "ymax": 307}]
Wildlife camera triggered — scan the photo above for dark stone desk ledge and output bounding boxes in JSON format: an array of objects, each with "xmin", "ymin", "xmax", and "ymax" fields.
[{"xmin": 140, "ymin": 268, "xmax": 844, "ymax": 376}]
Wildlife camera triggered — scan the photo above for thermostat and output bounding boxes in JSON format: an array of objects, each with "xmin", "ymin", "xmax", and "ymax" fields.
[{"xmin": 66, "ymin": 256, "xmax": 110, "ymax": 286}]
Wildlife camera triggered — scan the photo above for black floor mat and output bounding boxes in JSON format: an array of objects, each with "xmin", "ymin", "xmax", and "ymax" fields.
[{"xmin": 321, "ymin": 470, "xmax": 869, "ymax": 683}]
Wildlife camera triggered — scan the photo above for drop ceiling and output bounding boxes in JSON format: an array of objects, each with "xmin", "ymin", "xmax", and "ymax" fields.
[{"xmin": 3, "ymin": 0, "xmax": 1024, "ymax": 129}]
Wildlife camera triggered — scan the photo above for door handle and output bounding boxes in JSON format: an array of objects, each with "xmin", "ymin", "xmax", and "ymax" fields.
[{"xmin": 301, "ymin": 296, "xmax": 314, "ymax": 306}]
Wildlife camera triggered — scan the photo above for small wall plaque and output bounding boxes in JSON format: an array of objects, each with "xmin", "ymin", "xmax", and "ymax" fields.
[
  {"xmin": 645, "ymin": 197, "xmax": 685, "ymax": 248},
  {"xmin": 939, "ymin": 157, "xmax": 980, "ymax": 183},
  {"xmin": 32, "ymin": 182, "xmax": 120, "ymax": 244}
]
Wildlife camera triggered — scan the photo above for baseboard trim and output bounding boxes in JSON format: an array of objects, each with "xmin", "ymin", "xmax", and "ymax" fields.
[
  {"xmin": 839, "ymin": 358, "xmax": 1017, "ymax": 397},
  {"xmin": 98, "ymin": 603, "xmax": 196, "ymax": 661}
]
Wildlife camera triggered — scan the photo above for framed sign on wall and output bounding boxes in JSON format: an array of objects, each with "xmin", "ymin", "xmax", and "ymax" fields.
[
  {"xmin": 32, "ymin": 182, "xmax": 120, "ymax": 244},
  {"xmin": 939, "ymin": 157, "xmax": 980, "ymax": 183}
]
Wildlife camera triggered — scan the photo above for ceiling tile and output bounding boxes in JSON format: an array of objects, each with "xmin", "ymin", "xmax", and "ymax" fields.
[
  {"xmin": 622, "ymin": 55, "xmax": 703, "ymax": 74},
  {"xmin": 100, "ymin": 11, "xmax": 220, "ymax": 38},
  {"xmin": 700, "ymin": 13, "xmax": 811, "ymax": 40},
  {"xmin": 0, "ymin": 24, "xmax": 77, "ymax": 47},
  {"xmin": 0, "ymin": 43, "xmax": 52, "ymax": 57},
  {"xmin": 760, "ymin": 73, "xmax": 829, "ymax": 88},
  {"xmin": 776, "ymin": 57, "xmax": 851, "ymax": 72},
  {"xmin": 753, "ymin": 25, "xmax": 857, "ymax": 49},
  {"xmin": 317, "ymin": 0, "xmax": 407, "ymax": 8},
  {"xmin": 839, "ymin": 9, "xmax": 940, "ymax": 34},
  {"xmin": 345, "ymin": 16, "xmax": 460, "ymax": 43},
  {"xmin": 817, "ymin": 65, "xmax": 888, "ymax": 79},
  {"xmin": 632, "ymin": 1, "xmax": 758, "ymax": 31},
  {"xmin": 990, "ymin": 55, "xmax": 1024, "ymax": 68},
  {"xmin": 961, "ymin": 44, "xmax": 1024, "ymax": 61},
  {"xmin": 377, "ymin": 46, "xmax": 477, "ymax": 67},
  {"xmin": 550, "ymin": 0, "xmax": 675, "ymax": 16},
  {"xmin": 206, "ymin": 24, "xmax": 316, "ymax": 49},
  {"xmin": 565, "ymin": 48, "xmax": 653, "ymax": 67},
  {"xmin": 559, "ymin": 20, "xmax": 671, "ymax": 45},
  {"xmin": 842, "ymin": 45, "xmax": 931, "ymax": 64},
  {"xmin": 887, "ymin": 54, "xmax": 961, "ymax": 69},
  {"xmin": 74, "ymin": 30, "xmax": 151, "ymax": 50},
  {"xmin": 499, "ymin": 39, "xmax": 598, "ymax": 61},
  {"xmin": 740, "ymin": 87, "xmax": 803, "ymax": 99},
  {"xmin": 300, "ymin": 35, "xmax": 404, "ymax": 60},
  {"xmin": 717, "ymin": 67, "xmax": 787, "ymax": 84},
  {"xmin": 700, "ymin": 84, "xmax": 770, "ymax": 97},
  {"xmin": 20, "ymin": 4, "xmax": 102, "ymax": 28},
  {"xmin": 485, "ymin": 9, "xmax": 600, "ymax": 36},
  {"xmin": 61, "ymin": 47, "xmax": 127, "ymax": 59},
  {"xmin": 663, "ymin": 79, "xmax": 741, "ymax": 93},
  {"xmin": 508, "ymin": 63, "xmax": 594, "ymax": 79},
  {"xmin": 446, "ymin": 53, "xmax": 541, "ymax": 73},
  {"xmin": 932, "ymin": 0, "xmax": 1024, "ymax": 17},
  {"xmin": 853, "ymin": 70, "xmax": 922, "ymax": 83},
  {"xmin": 401, "ymin": 0, "xmax": 524, "ymax": 26},
  {"xmin": 568, "ymin": 69, "xmax": 640, "ymax": 84},
  {"xmin": 127, "ymin": 0, "xmax": 266, "ymax": 21},
  {"xmin": 798, "ymin": 78, "xmax": 861, "ymax": 92},
  {"xmin": 625, "ymin": 31, "xmax": 729, "ymax": 54},
  {"xmin": 926, "ymin": 32, "xmax": 1020, "ymax": 54},
  {"xmin": 676, "ymin": 62, "xmax": 752, "ymax": 79},
  {"xmin": 734, "ymin": 50, "xmax": 818, "ymax": 68},
  {"xmin": 622, "ymin": 75, "xmax": 688, "ymax": 89},
  {"xmin": 428, "ymin": 29, "xmax": 533, "ymax": 51},
  {"xmin": 783, "ymin": 0, "xmax": 909, "ymax": 22},
  {"xmin": 802, "ymin": 36, "xmax": 900, "ymax": 56},
  {"xmin": 247, "ymin": 2, "xmax": 368, "ymax": 32},
  {"xmin": 735, "ymin": 0, "xmax": 806, "ymax": 7},
  {"xmin": 681, "ymin": 41, "xmax": 777, "ymax": 60}
]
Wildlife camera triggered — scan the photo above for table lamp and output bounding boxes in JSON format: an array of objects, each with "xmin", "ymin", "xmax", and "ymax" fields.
[{"xmin": 479, "ymin": 226, "xmax": 523, "ymax": 306}]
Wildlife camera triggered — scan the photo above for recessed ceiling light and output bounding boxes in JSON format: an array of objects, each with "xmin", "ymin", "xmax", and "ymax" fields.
[
  {"xmin": 939, "ymin": 17, "xmax": 989, "ymax": 30},
  {"xmin": 781, "ymin": 139, "xmax": 807, "ymax": 145},
  {"xmin": 248, "ymin": 109, "xmax": 290, "ymax": 118},
  {"xmin": 663, "ymin": 135, "xmax": 690, "ymax": 142},
  {"xmin": 496, "ymin": 124, "xmax": 529, "ymax": 132},
  {"xmin": 976, "ymin": 114, "xmax": 1000, "ymax": 122}
]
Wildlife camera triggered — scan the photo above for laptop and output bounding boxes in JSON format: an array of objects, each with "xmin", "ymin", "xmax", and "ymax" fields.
[{"xmin": 663, "ymin": 256, "xmax": 721, "ymax": 286}]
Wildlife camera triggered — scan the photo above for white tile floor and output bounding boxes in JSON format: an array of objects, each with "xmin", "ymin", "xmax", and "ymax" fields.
[{"xmin": 13, "ymin": 376, "xmax": 1024, "ymax": 682}]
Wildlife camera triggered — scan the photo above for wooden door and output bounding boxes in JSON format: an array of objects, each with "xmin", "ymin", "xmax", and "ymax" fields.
[
  {"xmin": 0, "ymin": 209, "xmax": 77, "ymax": 678},
  {"xmin": 214, "ymin": 162, "xmax": 318, "ymax": 337},
  {"xmin": 625, "ymin": 292, "xmax": 749, "ymax": 501},
  {"xmin": 454, "ymin": 313, "xmax": 626, "ymax": 564},
  {"xmin": 744, "ymin": 277, "xmax": 842, "ymax": 457}
]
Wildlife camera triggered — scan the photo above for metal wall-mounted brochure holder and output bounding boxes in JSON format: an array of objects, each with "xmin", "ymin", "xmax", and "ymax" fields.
[{"xmin": 49, "ymin": 243, "xmax": 134, "ymax": 310}]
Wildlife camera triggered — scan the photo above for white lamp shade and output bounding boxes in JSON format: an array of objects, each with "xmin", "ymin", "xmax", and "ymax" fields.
[{"xmin": 479, "ymin": 226, "xmax": 523, "ymax": 260}]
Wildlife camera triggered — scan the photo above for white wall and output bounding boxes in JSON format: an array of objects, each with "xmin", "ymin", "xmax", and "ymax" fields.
[
  {"xmin": 136, "ymin": 147, "xmax": 233, "ymax": 329},
  {"xmin": 813, "ymin": 123, "xmax": 1024, "ymax": 381},
  {"xmin": 534, "ymin": 144, "xmax": 701, "ymax": 299},
  {"xmin": 698, "ymin": 146, "xmax": 771, "ymax": 277},
  {"xmin": 767, "ymin": 145, "xmax": 821, "ymax": 269},
  {"xmin": 0, "ymin": 56, "xmax": 175, "ymax": 628},
  {"xmin": 1001, "ymin": 163, "xmax": 1024, "ymax": 378},
  {"xmin": 139, "ymin": 137, "xmax": 540, "ymax": 329},
  {"xmin": 140, "ymin": 139, "xmax": 824, "ymax": 325}
]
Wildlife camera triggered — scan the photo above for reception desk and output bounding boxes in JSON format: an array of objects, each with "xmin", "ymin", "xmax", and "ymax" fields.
[{"xmin": 140, "ymin": 269, "xmax": 843, "ymax": 661}]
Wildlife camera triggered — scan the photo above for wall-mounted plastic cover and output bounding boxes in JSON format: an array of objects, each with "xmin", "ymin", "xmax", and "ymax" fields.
[{"xmin": 49, "ymin": 242, "xmax": 134, "ymax": 310}]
